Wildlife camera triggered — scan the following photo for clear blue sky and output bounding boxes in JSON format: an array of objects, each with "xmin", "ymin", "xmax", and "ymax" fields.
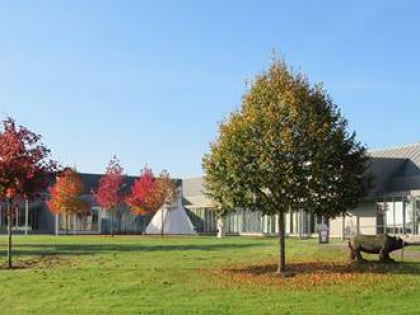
[{"xmin": 1, "ymin": 0, "xmax": 419, "ymax": 178}]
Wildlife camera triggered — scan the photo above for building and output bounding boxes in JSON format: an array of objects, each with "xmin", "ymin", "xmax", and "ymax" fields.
[
  {"xmin": 1, "ymin": 143, "xmax": 420, "ymax": 238},
  {"xmin": 183, "ymin": 143, "xmax": 420, "ymax": 238},
  {"xmin": 0, "ymin": 174, "xmax": 174, "ymax": 235}
]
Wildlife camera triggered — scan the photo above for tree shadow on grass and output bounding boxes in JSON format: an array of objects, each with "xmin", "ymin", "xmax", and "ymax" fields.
[{"xmin": 1, "ymin": 242, "xmax": 266, "ymax": 257}]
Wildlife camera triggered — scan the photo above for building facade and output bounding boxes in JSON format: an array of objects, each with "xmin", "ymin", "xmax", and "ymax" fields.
[
  {"xmin": 183, "ymin": 143, "xmax": 420, "ymax": 238},
  {"xmin": 1, "ymin": 143, "xmax": 420, "ymax": 238}
]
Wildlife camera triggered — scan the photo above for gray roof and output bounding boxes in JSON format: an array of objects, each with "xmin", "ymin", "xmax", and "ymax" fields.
[
  {"xmin": 184, "ymin": 143, "xmax": 420, "ymax": 204},
  {"xmin": 182, "ymin": 177, "xmax": 213, "ymax": 208},
  {"xmin": 183, "ymin": 177, "xmax": 205, "ymax": 196},
  {"xmin": 369, "ymin": 143, "xmax": 420, "ymax": 196}
]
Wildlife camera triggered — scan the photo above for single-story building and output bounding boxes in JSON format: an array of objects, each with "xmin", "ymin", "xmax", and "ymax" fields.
[
  {"xmin": 1, "ymin": 143, "xmax": 420, "ymax": 238},
  {"xmin": 183, "ymin": 143, "xmax": 420, "ymax": 238}
]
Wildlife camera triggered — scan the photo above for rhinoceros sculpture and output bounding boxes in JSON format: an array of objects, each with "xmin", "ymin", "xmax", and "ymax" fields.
[{"xmin": 348, "ymin": 234, "xmax": 408, "ymax": 263}]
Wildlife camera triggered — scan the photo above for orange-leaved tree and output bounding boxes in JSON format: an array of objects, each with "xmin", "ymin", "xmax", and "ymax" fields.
[
  {"xmin": 47, "ymin": 168, "xmax": 89, "ymax": 234},
  {"xmin": 92, "ymin": 156, "xmax": 125, "ymax": 237},
  {"xmin": 150, "ymin": 170, "xmax": 177, "ymax": 211},
  {"xmin": 153, "ymin": 170, "xmax": 178, "ymax": 237}
]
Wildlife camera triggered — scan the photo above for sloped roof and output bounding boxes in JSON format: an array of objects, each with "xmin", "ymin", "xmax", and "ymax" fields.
[
  {"xmin": 368, "ymin": 143, "xmax": 420, "ymax": 196},
  {"xmin": 183, "ymin": 177, "xmax": 205, "ymax": 196},
  {"xmin": 182, "ymin": 177, "xmax": 213, "ymax": 208},
  {"xmin": 366, "ymin": 157, "xmax": 407, "ymax": 197},
  {"xmin": 184, "ymin": 143, "xmax": 420, "ymax": 203}
]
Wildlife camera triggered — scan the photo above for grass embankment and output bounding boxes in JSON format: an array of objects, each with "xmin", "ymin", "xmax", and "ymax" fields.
[{"xmin": 0, "ymin": 235, "xmax": 419, "ymax": 314}]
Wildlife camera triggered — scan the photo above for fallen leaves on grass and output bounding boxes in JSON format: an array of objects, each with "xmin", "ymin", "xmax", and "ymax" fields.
[
  {"xmin": 212, "ymin": 259, "xmax": 404, "ymax": 290},
  {"xmin": 0, "ymin": 255, "xmax": 70, "ymax": 270}
]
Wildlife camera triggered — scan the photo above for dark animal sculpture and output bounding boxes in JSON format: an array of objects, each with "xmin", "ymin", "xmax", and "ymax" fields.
[{"xmin": 348, "ymin": 234, "xmax": 408, "ymax": 263}]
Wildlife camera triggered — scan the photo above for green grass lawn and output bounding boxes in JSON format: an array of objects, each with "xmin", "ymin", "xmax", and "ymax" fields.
[{"xmin": 0, "ymin": 235, "xmax": 419, "ymax": 315}]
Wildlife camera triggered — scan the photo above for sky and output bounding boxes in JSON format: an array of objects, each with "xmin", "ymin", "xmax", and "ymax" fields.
[{"xmin": 0, "ymin": 0, "xmax": 419, "ymax": 178}]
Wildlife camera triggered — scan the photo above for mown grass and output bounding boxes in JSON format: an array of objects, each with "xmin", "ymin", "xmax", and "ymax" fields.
[{"xmin": 0, "ymin": 235, "xmax": 419, "ymax": 314}]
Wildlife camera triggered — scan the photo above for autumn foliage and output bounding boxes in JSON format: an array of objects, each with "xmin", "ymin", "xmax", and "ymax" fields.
[
  {"xmin": 0, "ymin": 117, "xmax": 57, "ymax": 268},
  {"xmin": 125, "ymin": 167, "xmax": 156, "ymax": 215},
  {"xmin": 0, "ymin": 118, "xmax": 56, "ymax": 200},
  {"xmin": 151, "ymin": 170, "xmax": 177, "ymax": 210},
  {"xmin": 92, "ymin": 156, "xmax": 125, "ymax": 210},
  {"xmin": 92, "ymin": 157, "xmax": 125, "ymax": 236},
  {"xmin": 203, "ymin": 59, "xmax": 370, "ymax": 273},
  {"xmin": 214, "ymin": 258, "xmax": 398, "ymax": 290},
  {"xmin": 47, "ymin": 168, "xmax": 89, "ymax": 216},
  {"xmin": 125, "ymin": 168, "xmax": 177, "ymax": 215}
]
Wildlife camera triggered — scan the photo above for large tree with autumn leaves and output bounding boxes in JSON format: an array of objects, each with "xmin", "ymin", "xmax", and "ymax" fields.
[
  {"xmin": 47, "ymin": 168, "xmax": 89, "ymax": 234},
  {"xmin": 0, "ymin": 117, "xmax": 57, "ymax": 268},
  {"xmin": 203, "ymin": 60, "xmax": 371, "ymax": 275},
  {"xmin": 92, "ymin": 156, "xmax": 125, "ymax": 237}
]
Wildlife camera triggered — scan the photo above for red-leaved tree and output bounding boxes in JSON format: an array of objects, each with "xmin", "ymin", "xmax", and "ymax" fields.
[
  {"xmin": 0, "ymin": 117, "xmax": 57, "ymax": 268},
  {"xmin": 126, "ymin": 167, "xmax": 177, "ymax": 236},
  {"xmin": 125, "ymin": 167, "xmax": 156, "ymax": 215},
  {"xmin": 92, "ymin": 156, "xmax": 125, "ymax": 237},
  {"xmin": 47, "ymin": 168, "xmax": 89, "ymax": 234}
]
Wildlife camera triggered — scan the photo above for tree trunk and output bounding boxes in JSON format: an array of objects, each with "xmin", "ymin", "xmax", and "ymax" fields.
[
  {"xmin": 66, "ymin": 212, "xmax": 69, "ymax": 235},
  {"xmin": 25, "ymin": 199, "xmax": 29, "ymax": 236},
  {"xmin": 110, "ymin": 210, "xmax": 114, "ymax": 238},
  {"xmin": 15, "ymin": 206, "xmax": 19, "ymax": 228},
  {"xmin": 7, "ymin": 200, "xmax": 13, "ymax": 269},
  {"xmin": 73, "ymin": 215, "xmax": 77, "ymax": 235},
  {"xmin": 55, "ymin": 213, "xmax": 59, "ymax": 236},
  {"xmin": 277, "ymin": 212, "xmax": 286, "ymax": 274},
  {"xmin": 217, "ymin": 216, "xmax": 225, "ymax": 239},
  {"xmin": 118, "ymin": 210, "xmax": 122, "ymax": 234}
]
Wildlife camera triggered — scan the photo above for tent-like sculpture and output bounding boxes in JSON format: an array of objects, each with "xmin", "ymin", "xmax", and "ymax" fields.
[{"xmin": 145, "ymin": 204, "xmax": 197, "ymax": 235}]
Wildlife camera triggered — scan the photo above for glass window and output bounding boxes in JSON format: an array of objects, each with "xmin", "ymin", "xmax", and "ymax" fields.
[
  {"xmin": 385, "ymin": 199, "xmax": 396, "ymax": 234},
  {"xmin": 394, "ymin": 199, "xmax": 404, "ymax": 231},
  {"xmin": 58, "ymin": 207, "xmax": 100, "ymax": 233},
  {"xmin": 405, "ymin": 198, "xmax": 413, "ymax": 234},
  {"xmin": 376, "ymin": 201, "xmax": 386, "ymax": 234},
  {"xmin": 415, "ymin": 198, "xmax": 420, "ymax": 235}
]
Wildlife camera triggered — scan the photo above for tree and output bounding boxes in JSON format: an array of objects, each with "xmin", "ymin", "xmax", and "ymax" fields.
[
  {"xmin": 125, "ymin": 167, "xmax": 156, "ymax": 215},
  {"xmin": 92, "ymin": 156, "xmax": 125, "ymax": 237},
  {"xmin": 202, "ymin": 59, "xmax": 371, "ymax": 274},
  {"xmin": 0, "ymin": 117, "xmax": 57, "ymax": 268},
  {"xmin": 47, "ymin": 168, "xmax": 89, "ymax": 234},
  {"xmin": 125, "ymin": 168, "xmax": 177, "ymax": 236},
  {"xmin": 202, "ymin": 164, "xmax": 235, "ymax": 240},
  {"xmin": 149, "ymin": 170, "xmax": 177, "ymax": 212},
  {"xmin": 152, "ymin": 170, "xmax": 177, "ymax": 237}
]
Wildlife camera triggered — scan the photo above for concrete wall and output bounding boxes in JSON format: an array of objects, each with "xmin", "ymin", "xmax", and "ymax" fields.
[
  {"xmin": 353, "ymin": 202, "xmax": 378, "ymax": 235},
  {"xmin": 329, "ymin": 202, "xmax": 377, "ymax": 238}
]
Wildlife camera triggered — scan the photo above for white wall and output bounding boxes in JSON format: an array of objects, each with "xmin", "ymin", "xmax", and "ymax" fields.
[{"xmin": 329, "ymin": 202, "xmax": 377, "ymax": 238}]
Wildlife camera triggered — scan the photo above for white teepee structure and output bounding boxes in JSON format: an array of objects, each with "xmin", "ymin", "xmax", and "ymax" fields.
[{"xmin": 145, "ymin": 204, "xmax": 197, "ymax": 235}]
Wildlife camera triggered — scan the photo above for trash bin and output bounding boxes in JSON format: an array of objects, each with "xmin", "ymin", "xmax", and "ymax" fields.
[{"xmin": 318, "ymin": 223, "xmax": 329, "ymax": 244}]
